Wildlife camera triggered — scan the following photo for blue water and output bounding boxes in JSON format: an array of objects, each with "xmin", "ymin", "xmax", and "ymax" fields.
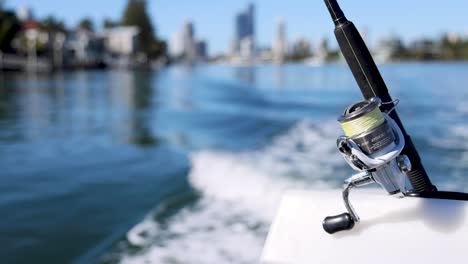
[{"xmin": 1, "ymin": 64, "xmax": 468, "ymax": 263}]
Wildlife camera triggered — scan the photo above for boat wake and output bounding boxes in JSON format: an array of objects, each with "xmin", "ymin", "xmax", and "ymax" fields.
[{"xmin": 101, "ymin": 119, "xmax": 345, "ymax": 264}]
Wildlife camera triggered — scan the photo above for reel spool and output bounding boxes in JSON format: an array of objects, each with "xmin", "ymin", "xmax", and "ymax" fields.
[
  {"xmin": 338, "ymin": 97, "xmax": 395, "ymax": 157},
  {"xmin": 323, "ymin": 97, "xmax": 412, "ymax": 234}
]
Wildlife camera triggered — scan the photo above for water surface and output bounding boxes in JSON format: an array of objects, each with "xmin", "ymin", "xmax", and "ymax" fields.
[{"xmin": 1, "ymin": 63, "xmax": 468, "ymax": 263}]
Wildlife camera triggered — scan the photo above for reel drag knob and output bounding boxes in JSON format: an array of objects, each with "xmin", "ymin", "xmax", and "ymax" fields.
[{"xmin": 322, "ymin": 213, "xmax": 355, "ymax": 234}]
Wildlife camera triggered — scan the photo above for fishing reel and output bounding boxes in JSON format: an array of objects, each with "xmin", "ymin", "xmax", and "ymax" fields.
[{"xmin": 323, "ymin": 97, "xmax": 412, "ymax": 234}]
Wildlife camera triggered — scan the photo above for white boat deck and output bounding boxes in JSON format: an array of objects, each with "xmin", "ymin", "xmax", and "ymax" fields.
[{"xmin": 261, "ymin": 189, "xmax": 468, "ymax": 264}]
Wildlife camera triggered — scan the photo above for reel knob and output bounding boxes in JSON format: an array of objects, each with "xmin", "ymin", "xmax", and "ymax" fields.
[{"xmin": 322, "ymin": 213, "xmax": 355, "ymax": 234}]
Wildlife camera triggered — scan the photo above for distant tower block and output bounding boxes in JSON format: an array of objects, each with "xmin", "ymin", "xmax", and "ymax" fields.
[
  {"xmin": 232, "ymin": 3, "xmax": 256, "ymax": 60},
  {"xmin": 273, "ymin": 18, "xmax": 287, "ymax": 63},
  {"xmin": 183, "ymin": 20, "xmax": 196, "ymax": 62},
  {"xmin": 170, "ymin": 30, "xmax": 185, "ymax": 57},
  {"xmin": 360, "ymin": 26, "xmax": 369, "ymax": 45}
]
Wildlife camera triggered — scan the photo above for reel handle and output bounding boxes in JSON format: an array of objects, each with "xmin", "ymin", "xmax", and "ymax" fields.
[{"xmin": 322, "ymin": 213, "xmax": 355, "ymax": 234}]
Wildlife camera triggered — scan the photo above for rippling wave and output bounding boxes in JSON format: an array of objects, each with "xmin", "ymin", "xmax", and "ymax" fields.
[{"xmin": 99, "ymin": 119, "xmax": 345, "ymax": 263}]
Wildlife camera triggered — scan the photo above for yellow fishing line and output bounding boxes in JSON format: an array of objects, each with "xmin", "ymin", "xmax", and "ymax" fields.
[{"xmin": 340, "ymin": 107, "xmax": 384, "ymax": 137}]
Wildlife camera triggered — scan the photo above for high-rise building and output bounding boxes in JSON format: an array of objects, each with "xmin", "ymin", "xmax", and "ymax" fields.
[
  {"xmin": 361, "ymin": 27, "xmax": 369, "ymax": 45},
  {"xmin": 273, "ymin": 18, "xmax": 287, "ymax": 62},
  {"xmin": 233, "ymin": 3, "xmax": 255, "ymax": 58},
  {"xmin": 318, "ymin": 37, "xmax": 329, "ymax": 57},
  {"xmin": 195, "ymin": 41, "xmax": 207, "ymax": 60},
  {"xmin": 235, "ymin": 4, "xmax": 255, "ymax": 42},
  {"xmin": 183, "ymin": 20, "xmax": 196, "ymax": 62},
  {"xmin": 170, "ymin": 20, "xmax": 208, "ymax": 63},
  {"xmin": 170, "ymin": 30, "xmax": 185, "ymax": 57}
]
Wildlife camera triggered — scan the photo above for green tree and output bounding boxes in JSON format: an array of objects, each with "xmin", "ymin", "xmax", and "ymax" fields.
[
  {"xmin": 288, "ymin": 40, "xmax": 312, "ymax": 62},
  {"xmin": 78, "ymin": 17, "xmax": 94, "ymax": 31},
  {"xmin": 121, "ymin": 0, "xmax": 165, "ymax": 58},
  {"xmin": 103, "ymin": 18, "xmax": 118, "ymax": 29},
  {"xmin": 0, "ymin": 8, "xmax": 21, "ymax": 53},
  {"xmin": 42, "ymin": 15, "xmax": 65, "ymax": 32}
]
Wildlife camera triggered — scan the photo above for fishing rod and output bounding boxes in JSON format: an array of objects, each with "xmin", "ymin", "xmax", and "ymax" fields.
[
  {"xmin": 324, "ymin": 0, "xmax": 435, "ymax": 193},
  {"xmin": 321, "ymin": 0, "xmax": 468, "ymax": 234}
]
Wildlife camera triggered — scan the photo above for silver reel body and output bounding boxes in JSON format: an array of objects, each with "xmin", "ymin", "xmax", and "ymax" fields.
[
  {"xmin": 338, "ymin": 115, "xmax": 409, "ymax": 194},
  {"xmin": 323, "ymin": 97, "xmax": 412, "ymax": 234},
  {"xmin": 336, "ymin": 116, "xmax": 411, "ymax": 223}
]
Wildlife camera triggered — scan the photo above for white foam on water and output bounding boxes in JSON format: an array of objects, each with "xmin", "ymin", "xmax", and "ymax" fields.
[
  {"xmin": 431, "ymin": 124, "xmax": 468, "ymax": 158},
  {"xmin": 426, "ymin": 120, "xmax": 468, "ymax": 188},
  {"xmin": 432, "ymin": 102, "xmax": 468, "ymax": 152},
  {"xmin": 118, "ymin": 119, "xmax": 343, "ymax": 264}
]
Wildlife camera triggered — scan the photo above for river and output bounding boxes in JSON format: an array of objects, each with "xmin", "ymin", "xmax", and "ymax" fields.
[{"xmin": 1, "ymin": 63, "xmax": 468, "ymax": 263}]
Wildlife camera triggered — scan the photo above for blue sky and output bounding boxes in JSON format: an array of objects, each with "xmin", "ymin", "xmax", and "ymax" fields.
[{"xmin": 4, "ymin": 0, "xmax": 468, "ymax": 55}]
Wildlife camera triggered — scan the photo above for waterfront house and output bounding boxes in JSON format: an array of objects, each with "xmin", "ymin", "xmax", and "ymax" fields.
[
  {"xmin": 103, "ymin": 26, "xmax": 140, "ymax": 68},
  {"xmin": 65, "ymin": 28, "xmax": 105, "ymax": 68}
]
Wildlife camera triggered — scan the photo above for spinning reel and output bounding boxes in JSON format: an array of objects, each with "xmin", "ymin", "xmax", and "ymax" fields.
[
  {"xmin": 320, "ymin": 0, "xmax": 468, "ymax": 234},
  {"xmin": 322, "ymin": 97, "xmax": 412, "ymax": 234}
]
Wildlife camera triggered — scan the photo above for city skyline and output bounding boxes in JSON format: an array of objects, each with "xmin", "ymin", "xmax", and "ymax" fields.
[{"xmin": 4, "ymin": 0, "xmax": 468, "ymax": 55}]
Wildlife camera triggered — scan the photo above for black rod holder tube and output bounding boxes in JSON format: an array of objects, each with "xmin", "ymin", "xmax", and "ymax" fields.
[{"xmin": 323, "ymin": 0, "xmax": 436, "ymax": 192}]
